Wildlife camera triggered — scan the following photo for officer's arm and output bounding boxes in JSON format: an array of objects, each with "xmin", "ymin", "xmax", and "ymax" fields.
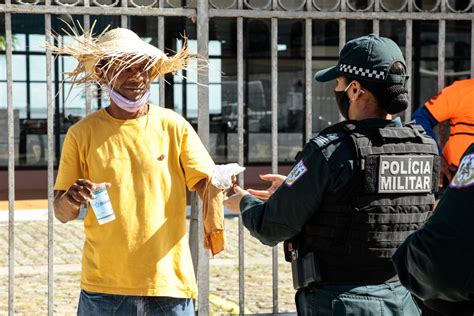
[
  {"xmin": 392, "ymin": 228, "xmax": 462, "ymax": 301},
  {"xmin": 392, "ymin": 233, "xmax": 433, "ymax": 299},
  {"xmin": 394, "ymin": 144, "xmax": 474, "ymax": 302},
  {"xmin": 413, "ymin": 105, "xmax": 441, "ymax": 154},
  {"xmin": 239, "ymin": 143, "xmax": 333, "ymax": 246}
]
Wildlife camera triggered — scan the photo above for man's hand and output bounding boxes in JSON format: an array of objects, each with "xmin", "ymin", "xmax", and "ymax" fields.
[
  {"xmin": 439, "ymin": 156, "xmax": 457, "ymax": 187},
  {"xmin": 247, "ymin": 174, "xmax": 286, "ymax": 201},
  {"xmin": 223, "ymin": 185, "xmax": 249, "ymax": 213},
  {"xmin": 54, "ymin": 179, "xmax": 108, "ymax": 223}
]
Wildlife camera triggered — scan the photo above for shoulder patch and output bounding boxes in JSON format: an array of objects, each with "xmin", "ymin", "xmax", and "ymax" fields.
[
  {"xmin": 449, "ymin": 153, "xmax": 474, "ymax": 189},
  {"xmin": 311, "ymin": 133, "xmax": 341, "ymax": 148},
  {"xmin": 285, "ymin": 160, "xmax": 307, "ymax": 187}
]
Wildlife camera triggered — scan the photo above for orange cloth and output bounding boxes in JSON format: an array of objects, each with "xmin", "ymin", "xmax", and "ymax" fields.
[
  {"xmin": 195, "ymin": 180, "xmax": 226, "ymax": 256},
  {"xmin": 425, "ymin": 79, "xmax": 474, "ymax": 166}
]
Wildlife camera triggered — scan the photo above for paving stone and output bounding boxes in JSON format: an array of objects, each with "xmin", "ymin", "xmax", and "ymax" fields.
[{"xmin": 0, "ymin": 218, "xmax": 298, "ymax": 315}]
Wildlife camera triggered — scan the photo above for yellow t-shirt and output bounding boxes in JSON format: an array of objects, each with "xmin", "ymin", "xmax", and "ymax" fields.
[{"xmin": 54, "ymin": 105, "xmax": 214, "ymax": 298}]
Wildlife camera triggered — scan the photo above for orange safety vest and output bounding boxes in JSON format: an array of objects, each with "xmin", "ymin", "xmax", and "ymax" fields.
[{"xmin": 425, "ymin": 79, "xmax": 474, "ymax": 166}]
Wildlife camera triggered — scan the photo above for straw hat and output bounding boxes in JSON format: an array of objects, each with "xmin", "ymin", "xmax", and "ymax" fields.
[{"xmin": 48, "ymin": 23, "xmax": 190, "ymax": 85}]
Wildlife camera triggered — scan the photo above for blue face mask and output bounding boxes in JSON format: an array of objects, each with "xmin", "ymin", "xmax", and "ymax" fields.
[{"xmin": 108, "ymin": 86, "xmax": 151, "ymax": 113}]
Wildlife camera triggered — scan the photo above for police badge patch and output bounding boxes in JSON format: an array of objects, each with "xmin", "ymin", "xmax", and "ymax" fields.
[
  {"xmin": 285, "ymin": 160, "xmax": 307, "ymax": 187},
  {"xmin": 449, "ymin": 153, "xmax": 474, "ymax": 189}
]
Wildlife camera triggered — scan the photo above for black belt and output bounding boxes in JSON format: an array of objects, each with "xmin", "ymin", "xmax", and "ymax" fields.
[{"xmin": 308, "ymin": 271, "xmax": 399, "ymax": 287}]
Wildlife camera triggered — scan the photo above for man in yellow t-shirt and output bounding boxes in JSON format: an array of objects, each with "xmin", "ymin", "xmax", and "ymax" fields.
[{"xmin": 52, "ymin": 27, "xmax": 214, "ymax": 315}]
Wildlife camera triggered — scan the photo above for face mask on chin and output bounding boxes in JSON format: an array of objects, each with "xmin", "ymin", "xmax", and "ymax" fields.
[{"xmin": 108, "ymin": 86, "xmax": 151, "ymax": 113}]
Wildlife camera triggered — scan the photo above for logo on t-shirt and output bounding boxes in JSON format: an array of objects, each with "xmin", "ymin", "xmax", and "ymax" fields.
[
  {"xmin": 450, "ymin": 153, "xmax": 474, "ymax": 189},
  {"xmin": 157, "ymin": 154, "xmax": 166, "ymax": 161}
]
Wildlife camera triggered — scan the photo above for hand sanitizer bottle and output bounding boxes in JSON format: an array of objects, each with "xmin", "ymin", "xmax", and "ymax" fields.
[{"xmin": 90, "ymin": 183, "xmax": 115, "ymax": 225}]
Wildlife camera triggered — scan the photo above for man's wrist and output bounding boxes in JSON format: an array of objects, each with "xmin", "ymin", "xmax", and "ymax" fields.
[{"xmin": 55, "ymin": 192, "xmax": 80, "ymax": 222}]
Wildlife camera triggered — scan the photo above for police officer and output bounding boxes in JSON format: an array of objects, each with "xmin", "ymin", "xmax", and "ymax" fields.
[
  {"xmin": 393, "ymin": 143, "xmax": 474, "ymax": 316},
  {"xmin": 224, "ymin": 34, "xmax": 439, "ymax": 315}
]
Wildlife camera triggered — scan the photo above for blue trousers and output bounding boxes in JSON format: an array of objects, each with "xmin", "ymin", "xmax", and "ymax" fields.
[
  {"xmin": 77, "ymin": 290, "xmax": 194, "ymax": 316},
  {"xmin": 295, "ymin": 281, "xmax": 421, "ymax": 316}
]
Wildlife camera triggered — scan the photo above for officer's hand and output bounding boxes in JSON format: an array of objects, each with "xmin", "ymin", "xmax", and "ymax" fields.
[
  {"xmin": 247, "ymin": 174, "xmax": 286, "ymax": 201},
  {"xmin": 223, "ymin": 185, "xmax": 249, "ymax": 212},
  {"xmin": 439, "ymin": 156, "xmax": 457, "ymax": 186}
]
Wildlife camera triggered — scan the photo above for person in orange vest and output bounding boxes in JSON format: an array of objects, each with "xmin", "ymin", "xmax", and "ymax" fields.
[{"xmin": 413, "ymin": 79, "xmax": 474, "ymax": 186}]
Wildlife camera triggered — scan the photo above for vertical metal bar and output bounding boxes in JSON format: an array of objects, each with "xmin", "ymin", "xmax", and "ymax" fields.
[
  {"xmin": 5, "ymin": 10, "xmax": 14, "ymax": 316},
  {"xmin": 339, "ymin": 0, "xmax": 346, "ymax": 50},
  {"xmin": 438, "ymin": 0, "xmax": 448, "ymax": 152},
  {"xmin": 373, "ymin": 0, "xmax": 380, "ymax": 35},
  {"xmin": 471, "ymin": 19, "xmax": 474, "ymax": 78},
  {"xmin": 158, "ymin": 0, "xmax": 165, "ymax": 107},
  {"xmin": 438, "ymin": 2, "xmax": 446, "ymax": 93},
  {"xmin": 405, "ymin": 0, "xmax": 413, "ymax": 122},
  {"xmin": 197, "ymin": 5, "xmax": 209, "ymax": 139},
  {"xmin": 338, "ymin": 0, "xmax": 346, "ymax": 122},
  {"xmin": 237, "ymin": 0, "xmax": 245, "ymax": 313},
  {"xmin": 121, "ymin": 0, "xmax": 128, "ymax": 27},
  {"xmin": 196, "ymin": 1, "xmax": 209, "ymax": 314},
  {"xmin": 45, "ymin": 10, "xmax": 55, "ymax": 316},
  {"xmin": 188, "ymin": 191, "xmax": 199, "ymax": 283},
  {"xmin": 83, "ymin": 3, "xmax": 92, "ymax": 115},
  {"xmin": 25, "ymin": 36, "xmax": 31, "ymax": 119},
  {"xmin": 84, "ymin": 81, "xmax": 92, "ymax": 116},
  {"xmin": 271, "ymin": 12, "xmax": 279, "ymax": 315},
  {"xmin": 305, "ymin": 1, "xmax": 312, "ymax": 142}
]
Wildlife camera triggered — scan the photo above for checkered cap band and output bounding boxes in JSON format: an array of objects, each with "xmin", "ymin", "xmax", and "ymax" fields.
[{"xmin": 339, "ymin": 63, "xmax": 386, "ymax": 80}]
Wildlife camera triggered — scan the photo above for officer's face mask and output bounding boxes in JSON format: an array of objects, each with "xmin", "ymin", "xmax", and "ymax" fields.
[{"xmin": 334, "ymin": 81, "xmax": 364, "ymax": 120}]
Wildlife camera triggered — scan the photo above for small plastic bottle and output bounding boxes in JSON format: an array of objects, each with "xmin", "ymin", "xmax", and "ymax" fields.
[{"xmin": 90, "ymin": 183, "xmax": 115, "ymax": 225}]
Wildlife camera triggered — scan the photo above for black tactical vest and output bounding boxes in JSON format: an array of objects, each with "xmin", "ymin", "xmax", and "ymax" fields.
[{"xmin": 300, "ymin": 120, "xmax": 440, "ymax": 284}]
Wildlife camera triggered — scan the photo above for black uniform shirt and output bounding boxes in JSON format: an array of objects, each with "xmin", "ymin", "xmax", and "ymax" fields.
[
  {"xmin": 240, "ymin": 118, "xmax": 402, "ymax": 247},
  {"xmin": 392, "ymin": 143, "xmax": 474, "ymax": 302}
]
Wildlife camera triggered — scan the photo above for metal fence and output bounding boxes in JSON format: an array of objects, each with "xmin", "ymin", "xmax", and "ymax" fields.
[{"xmin": 2, "ymin": 0, "xmax": 474, "ymax": 315}]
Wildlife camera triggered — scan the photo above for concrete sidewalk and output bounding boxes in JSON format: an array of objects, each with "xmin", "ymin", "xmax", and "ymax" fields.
[
  {"xmin": 0, "ymin": 209, "xmax": 49, "ymax": 222},
  {"xmin": 0, "ymin": 205, "xmax": 297, "ymax": 315}
]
